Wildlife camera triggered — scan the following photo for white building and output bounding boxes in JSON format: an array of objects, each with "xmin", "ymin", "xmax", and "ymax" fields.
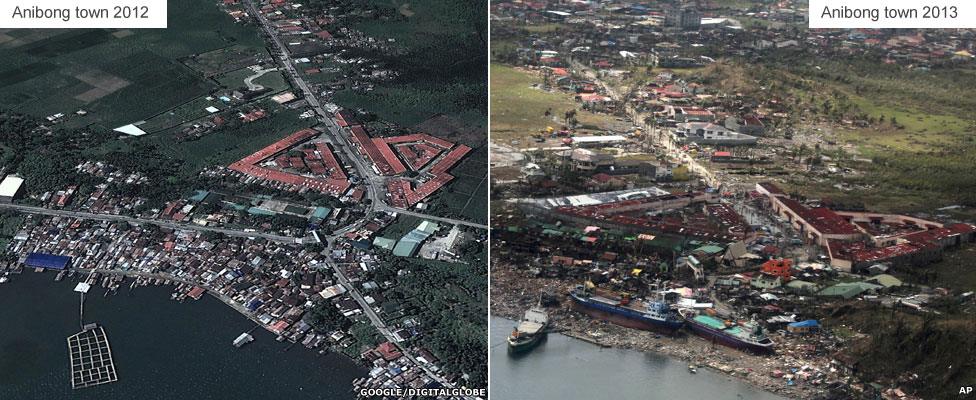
[{"xmin": 0, "ymin": 175, "xmax": 24, "ymax": 203}]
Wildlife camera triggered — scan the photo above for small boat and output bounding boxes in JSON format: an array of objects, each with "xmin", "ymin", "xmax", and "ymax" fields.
[
  {"xmin": 233, "ymin": 332, "xmax": 254, "ymax": 348},
  {"xmin": 688, "ymin": 365, "xmax": 698, "ymax": 373},
  {"xmin": 0, "ymin": 276, "xmax": 9, "ymax": 284}
]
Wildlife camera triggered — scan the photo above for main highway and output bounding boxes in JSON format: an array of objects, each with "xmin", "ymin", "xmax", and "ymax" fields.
[
  {"xmin": 0, "ymin": 203, "xmax": 302, "ymax": 243},
  {"xmin": 572, "ymin": 61, "xmax": 719, "ymax": 187},
  {"xmin": 244, "ymin": 0, "xmax": 469, "ymax": 391}
]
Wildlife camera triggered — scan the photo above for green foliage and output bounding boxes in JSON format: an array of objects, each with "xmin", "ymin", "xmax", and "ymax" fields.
[
  {"xmin": 305, "ymin": 301, "xmax": 352, "ymax": 333},
  {"xmin": 330, "ymin": 0, "xmax": 487, "ymax": 129},
  {"xmin": 0, "ymin": 110, "xmax": 110, "ymax": 193},
  {"xmin": 374, "ymin": 257, "xmax": 487, "ymax": 388}
]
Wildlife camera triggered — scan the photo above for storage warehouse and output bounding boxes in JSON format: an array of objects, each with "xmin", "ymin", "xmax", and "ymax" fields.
[{"xmin": 0, "ymin": 175, "xmax": 24, "ymax": 203}]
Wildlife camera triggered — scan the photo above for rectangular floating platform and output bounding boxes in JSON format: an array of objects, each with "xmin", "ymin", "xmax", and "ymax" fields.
[{"xmin": 67, "ymin": 325, "xmax": 118, "ymax": 389}]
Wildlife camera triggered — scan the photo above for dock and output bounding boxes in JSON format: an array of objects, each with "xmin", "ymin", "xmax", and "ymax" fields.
[{"xmin": 67, "ymin": 324, "xmax": 118, "ymax": 389}]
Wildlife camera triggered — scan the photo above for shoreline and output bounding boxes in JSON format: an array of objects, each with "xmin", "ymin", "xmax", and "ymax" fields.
[
  {"xmin": 4, "ymin": 267, "xmax": 368, "ymax": 370},
  {"xmin": 491, "ymin": 267, "xmax": 827, "ymax": 400}
]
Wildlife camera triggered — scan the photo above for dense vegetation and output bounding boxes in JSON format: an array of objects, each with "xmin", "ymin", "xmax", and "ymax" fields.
[
  {"xmin": 322, "ymin": 0, "xmax": 488, "ymax": 129},
  {"xmin": 372, "ymin": 257, "xmax": 487, "ymax": 388},
  {"xmin": 0, "ymin": 110, "xmax": 107, "ymax": 193},
  {"xmin": 305, "ymin": 299, "xmax": 353, "ymax": 333}
]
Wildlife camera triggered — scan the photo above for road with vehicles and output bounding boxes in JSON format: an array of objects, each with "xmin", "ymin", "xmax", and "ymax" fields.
[
  {"xmin": 0, "ymin": 4, "xmax": 481, "ymax": 393},
  {"xmin": 572, "ymin": 61, "xmax": 719, "ymax": 187},
  {"xmin": 245, "ymin": 0, "xmax": 464, "ymax": 391},
  {"xmin": 245, "ymin": 0, "xmax": 487, "ymax": 232},
  {"xmin": 0, "ymin": 203, "xmax": 303, "ymax": 243}
]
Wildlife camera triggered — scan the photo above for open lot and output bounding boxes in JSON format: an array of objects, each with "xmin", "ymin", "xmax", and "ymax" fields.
[
  {"xmin": 490, "ymin": 63, "xmax": 617, "ymax": 147},
  {"xmin": 182, "ymin": 44, "xmax": 268, "ymax": 77},
  {"xmin": 0, "ymin": 0, "xmax": 264, "ymax": 130},
  {"xmin": 424, "ymin": 146, "xmax": 488, "ymax": 224}
]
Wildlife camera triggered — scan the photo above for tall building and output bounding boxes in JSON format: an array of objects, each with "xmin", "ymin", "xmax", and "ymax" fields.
[{"xmin": 666, "ymin": 6, "xmax": 701, "ymax": 30}]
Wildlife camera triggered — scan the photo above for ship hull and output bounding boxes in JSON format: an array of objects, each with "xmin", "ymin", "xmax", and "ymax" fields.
[
  {"xmin": 685, "ymin": 321, "xmax": 774, "ymax": 354},
  {"xmin": 570, "ymin": 293, "xmax": 683, "ymax": 333},
  {"xmin": 507, "ymin": 334, "xmax": 544, "ymax": 354}
]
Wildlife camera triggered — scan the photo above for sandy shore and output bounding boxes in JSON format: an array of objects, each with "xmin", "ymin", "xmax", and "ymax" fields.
[{"xmin": 491, "ymin": 266, "xmax": 848, "ymax": 400}]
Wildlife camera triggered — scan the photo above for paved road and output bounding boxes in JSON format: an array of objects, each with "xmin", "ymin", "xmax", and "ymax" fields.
[
  {"xmin": 574, "ymin": 62, "xmax": 719, "ymax": 187},
  {"xmin": 244, "ymin": 0, "xmax": 381, "ymax": 207},
  {"xmin": 245, "ymin": 0, "xmax": 461, "ymax": 390},
  {"xmin": 245, "ymin": 0, "xmax": 485, "ymax": 235},
  {"xmin": 0, "ymin": 203, "xmax": 304, "ymax": 243},
  {"xmin": 378, "ymin": 206, "xmax": 488, "ymax": 230},
  {"xmin": 324, "ymin": 250, "xmax": 455, "ymax": 389}
]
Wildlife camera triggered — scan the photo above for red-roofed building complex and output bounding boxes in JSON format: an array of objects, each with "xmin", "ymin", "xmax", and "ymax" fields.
[
  {"xmin": 333, "ymin": 109, "xmax": 473, "ymax": 209},
  {"xmin": 229, "ymin": 128, "xmax": 351, "ymax": 196},
  {"xmin": 546, "ymin": 191, "xmax": 750, "ymax": 242},
  {"xmin": 756, "ymin": 182, "xmax": 976, "ymax": 272}
]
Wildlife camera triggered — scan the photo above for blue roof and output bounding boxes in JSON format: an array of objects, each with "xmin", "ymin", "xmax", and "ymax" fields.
[
  {"xmin": 24, "ymin": 253, "xmax": 71, "ymax": 270},
  {"xmin": 788, "ymin": 319, "xmax": 820, "ymax": 328}
]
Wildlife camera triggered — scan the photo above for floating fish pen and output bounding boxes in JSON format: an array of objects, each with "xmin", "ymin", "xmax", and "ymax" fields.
[{"xmin": 67, "ymin": 324, "xmax": 118, "ymax": 389}]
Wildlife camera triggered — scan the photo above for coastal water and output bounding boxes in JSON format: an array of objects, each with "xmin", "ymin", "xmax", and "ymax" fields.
[
  {"xmin": 0, "ymin": 271, "xmax": 365, "ymax": 400},
  {"xmin": 490, "ymin": 315, "xmax": 790, "ymax": 400}
]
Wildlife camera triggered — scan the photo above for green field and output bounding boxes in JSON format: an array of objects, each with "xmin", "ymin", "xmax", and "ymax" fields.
[
  {"xmin": 424, "ymin": 146, "xmax": 488, "ymax": 224},
  {"xmin": 138, "ymin": 96, "xmax": 227, "ymax": 133},
  {"xmin": 711, "ymin": 57, "xmax": 976, "ymax": 214},
  {"xmin": 489, "ymin": 63, "xmax": 613, "ymax": 146},
  {"xmin": 0, "ymin": 0, "xmax": 264, "ymax": 129}
]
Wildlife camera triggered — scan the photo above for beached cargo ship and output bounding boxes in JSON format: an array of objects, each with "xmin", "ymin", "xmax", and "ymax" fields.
[
  {"xmin": 570, "ymin": 284, "xmax": 684, "ymax": 333},
  {"xmin": 507, "ymin": 306, "xmax": 549, "ymax": 353},
  {"xmin": 680, "ymin": 309, "xmax": 775, "ymax": 354}
]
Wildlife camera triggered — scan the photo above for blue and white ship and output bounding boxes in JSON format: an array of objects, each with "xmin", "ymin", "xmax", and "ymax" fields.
[{"xmin": 570, "ymin": 284, "xmax": 684, "ymax": 333}]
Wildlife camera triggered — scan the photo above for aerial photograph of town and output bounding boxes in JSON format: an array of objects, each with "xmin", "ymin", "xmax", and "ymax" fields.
[
  {"xmin": 489, "ymin": 1, "xmax": 976, "ymax": 400},
  {"xmin": 0, "ymin": 0, "xmax": 487, "ymax": 399}
]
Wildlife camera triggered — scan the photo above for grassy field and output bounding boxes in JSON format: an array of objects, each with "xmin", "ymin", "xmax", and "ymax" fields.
[
  {"xmin": 89, "ymin": 104, "xmax": 314, "ymax": 177},
  {"xmin": 489, "ymin": 63, "xmax": 614, "ymax": 147},
  {"xmin": 425, "ymin": 146, "xmax": 489, "ymax": 224},
  {"xmin": 713, "ymin": 57, "xmax": 976, "ymax": 214},
  {"xmin": 376, "ymin": 215, "xmax": 424, "ymax": 240},
  {"xmin": 0, "ymin": 0, "xmax": 264, "ymax": 129},
  {"xmin": 138, "ymin": 95, "xmax": 227, "ymax": 133}
]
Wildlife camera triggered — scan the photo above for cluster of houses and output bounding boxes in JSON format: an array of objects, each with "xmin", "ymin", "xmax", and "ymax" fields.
[{"xmin": 2, "ymin": 211, "xmax": 463, "ymax": 391}]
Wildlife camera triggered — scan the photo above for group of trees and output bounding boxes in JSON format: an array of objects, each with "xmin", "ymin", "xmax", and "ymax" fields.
[
  {"xmin": 305, "ymin": 299, "xmax": 352, "ymax": 334},
  {"xmin": 375, "ymin": 258, "xmax": 488, "ymax": 388},
  {"xmin": 0, "ymin": 110, "xmax": 205, "ymax": 209}
]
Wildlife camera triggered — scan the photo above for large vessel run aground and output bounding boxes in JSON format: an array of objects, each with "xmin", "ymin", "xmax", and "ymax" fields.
[
  {"xmin": 569, "ymin": 284, "xmax": 684, "ymax": 334},
  {"xmin": 508, "ymin": 306, "xmax": 549, "ymax": 353},
  {"xmin": 680, "ymin": 309, "xmax": 775, "ymax": 354}
]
